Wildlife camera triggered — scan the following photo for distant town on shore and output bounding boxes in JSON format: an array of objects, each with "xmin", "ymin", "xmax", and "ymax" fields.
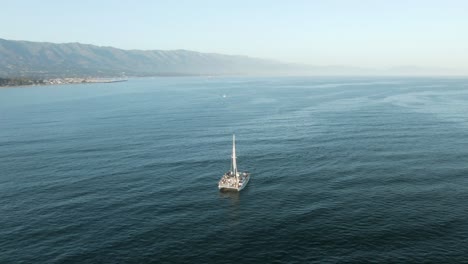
[{"xmin": 0, "ymin": 77, "xmax": 127, "ymax": 87}]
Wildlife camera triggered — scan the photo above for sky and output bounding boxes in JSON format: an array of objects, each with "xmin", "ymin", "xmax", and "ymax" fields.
[{"xmin": 2, "ymin": 0, "xmax": 468, "ymax": 72}]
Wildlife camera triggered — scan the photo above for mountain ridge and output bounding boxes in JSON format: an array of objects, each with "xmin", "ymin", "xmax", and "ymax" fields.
[
  {"xmin": 0, "ymin": 38, "xmax": 292, "ymax": 78},
  {"xmin": 1, "ymin": 38, "xmax": 465, "ymax": 78}
]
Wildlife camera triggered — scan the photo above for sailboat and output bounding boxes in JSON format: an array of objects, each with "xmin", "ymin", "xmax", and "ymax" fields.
[{"xmin": 218, "ymin": 134, "xmax": 250, "ymax": 191}]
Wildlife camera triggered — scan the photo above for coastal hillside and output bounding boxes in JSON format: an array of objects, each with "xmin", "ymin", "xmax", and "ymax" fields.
[
  {"xmin": 1, "ymin": 38, "xmax": 458, "ymax": 78},
  {"xmin": 0, "ymin": 38, "xmax": 294, "ymax": 78}
]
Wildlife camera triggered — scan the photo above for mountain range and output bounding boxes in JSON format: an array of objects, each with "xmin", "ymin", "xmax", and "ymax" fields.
[
  {"xmin": 0, "ymin": 38, "xmax": 301, "ymax": 78},
  {"xmin": 0, "ymin": 38, "xmax": 464, "ymax": 78}
]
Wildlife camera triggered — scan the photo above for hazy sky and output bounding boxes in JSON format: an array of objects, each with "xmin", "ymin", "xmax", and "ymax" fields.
[{"xmin": 2, "ymin": 0, "xmax": 468, "ymax": 71}]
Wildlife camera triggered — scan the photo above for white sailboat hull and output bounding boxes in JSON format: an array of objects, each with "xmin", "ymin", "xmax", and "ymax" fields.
[{"xmin": 218, "ymin": 172, "xmax": 250, "ymax": 191}]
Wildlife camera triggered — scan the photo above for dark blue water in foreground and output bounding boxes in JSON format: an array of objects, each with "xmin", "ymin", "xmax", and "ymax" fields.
[{"xmin": 1, "ymin": 77, "xmax": 468, "ymax": 263}]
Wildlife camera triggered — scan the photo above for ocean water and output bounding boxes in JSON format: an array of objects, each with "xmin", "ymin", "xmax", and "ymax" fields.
[{"xmin": 1, "ymin": 77, "xmax": 468, "ymax": 263}]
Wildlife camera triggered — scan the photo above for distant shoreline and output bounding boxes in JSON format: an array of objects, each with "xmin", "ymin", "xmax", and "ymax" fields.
[{"xmin": 0, "ymin": 77, "xmax": 128, "ymax": 88}]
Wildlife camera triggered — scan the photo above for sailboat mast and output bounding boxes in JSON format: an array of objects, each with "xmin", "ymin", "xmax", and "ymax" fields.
[{"xmin": 232, "ymin": 134, "xmax": 237, "ymax": 176}]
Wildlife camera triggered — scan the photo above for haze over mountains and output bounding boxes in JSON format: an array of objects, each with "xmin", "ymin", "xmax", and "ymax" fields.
[
  {"xmin": 0, "ymin": 38, "xmax": 463, "ymax": 78},
  {"xmin": 0, "ymin": 38, "xmax": 297, "ymax": 78}
]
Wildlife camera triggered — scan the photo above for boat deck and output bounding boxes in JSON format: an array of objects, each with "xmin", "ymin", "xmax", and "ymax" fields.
[{"xmin": 218, "ymin": 172, "xmax": 250, "ymax": 191}]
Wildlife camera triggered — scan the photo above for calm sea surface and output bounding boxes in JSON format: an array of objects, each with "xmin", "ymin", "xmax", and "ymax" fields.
[{"xmin": 1, "ymin": 77, "xmax": 468, "ymax": 263}]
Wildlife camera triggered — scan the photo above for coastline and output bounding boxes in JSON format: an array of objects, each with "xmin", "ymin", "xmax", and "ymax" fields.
[{"xmin": 0, "ymin": 77, "xmax": 128, "ymax": 88}]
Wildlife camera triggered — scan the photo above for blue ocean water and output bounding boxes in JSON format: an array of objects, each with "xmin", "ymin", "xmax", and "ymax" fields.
[{"xmin": 1, "ymin": 77, "xmax": 468, "ymax": 263}]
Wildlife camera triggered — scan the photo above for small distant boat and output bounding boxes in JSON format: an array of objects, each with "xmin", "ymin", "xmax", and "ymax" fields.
[{"xmin": 218, "ymin": 135, "xmax": 250, "ymax": 191}]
